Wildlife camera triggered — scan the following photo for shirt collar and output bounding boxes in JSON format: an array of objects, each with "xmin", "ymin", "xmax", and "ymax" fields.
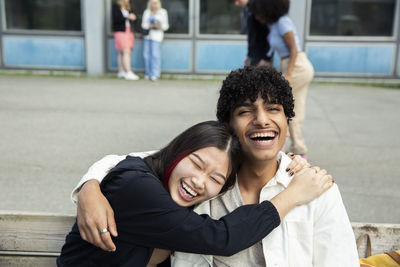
[{"xmin": 227, "ymin": 151, "xmax": 293, "ymax": 195}]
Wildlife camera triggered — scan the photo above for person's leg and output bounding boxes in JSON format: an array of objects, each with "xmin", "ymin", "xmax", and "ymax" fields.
[
  {"xmin": 151, "ymin": 41, "xmax": 161, "ymax": 79},
  {"xmin": 143, "ymin": 39, "xmax": 151, "ymax": 78},
  {"xmin": 281, "ymin": 53, "xmax": 314, "ymax": 155},
  {"xmin": 121, "ymin": 48, "xmax": 132, "ymax": 73},
  {"xmin": 122, "ymin": 48, "xmax": 139, "ymax": 80},
  {"xmin": 117, "ymin": 51, "xmax": 125, "ymax": 77},
  {"xmin": 114, "ymin": 31, "xmax": 125, "ymax": 78}
]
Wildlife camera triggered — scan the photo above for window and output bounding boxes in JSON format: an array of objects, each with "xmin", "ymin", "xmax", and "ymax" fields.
[
  {"xmin": 199, "ymin": 0, "xmax": 243, "ymax": 34},
  {"xmin": 123, "ymin": 0, "xmax": 189, "ymax": 34},
  {"xmin": 5, "ymin": 0, "xmax": 82, "ymax": 31},
  {"xmin": 310, "ymin": 0, "xmax": 396, "ymax": 36},
  {"xmin": 163, "ymin": 0, "xmax": 189, "ymax": 34}
]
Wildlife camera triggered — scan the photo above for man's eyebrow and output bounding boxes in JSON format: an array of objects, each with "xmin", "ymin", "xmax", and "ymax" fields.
[
  {"xmin": 192, "ymin": 153, "xmax": 227, "ymax": 181},
  {"xmin": 235, "ymin": 102, "xmax": 252, "ymax": 108}
]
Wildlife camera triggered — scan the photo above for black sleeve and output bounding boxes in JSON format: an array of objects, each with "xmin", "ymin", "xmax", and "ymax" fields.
[
  {"xmin": 102, "ymin": 170, "xmax": 280, "ymax": 257},
  {"xmin": 112, "ymin": 4, "xmax": 125, "ymax": 31}
]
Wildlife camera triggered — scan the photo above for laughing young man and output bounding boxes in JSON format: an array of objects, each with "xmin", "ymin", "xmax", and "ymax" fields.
[
  {"xmin": 72, "ymin": 66, "xmax": 359, "ymax": 266},
  {"xmin": 171, "ymin": 66, "xmax": 359, "ymax": 267}
]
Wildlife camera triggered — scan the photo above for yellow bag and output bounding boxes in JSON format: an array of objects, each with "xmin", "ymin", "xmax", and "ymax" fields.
[{"xmin": 357, "ymin": 233, "xmax": 400, "ymax": 267}]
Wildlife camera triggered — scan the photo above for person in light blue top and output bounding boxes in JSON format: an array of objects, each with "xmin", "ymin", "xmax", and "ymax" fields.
[
  {"xmin": 251, "ymin": 0, "xmax": 314, "ymax": 157},
  {"xmin": 267, "ymin": 15, "xmax": 301, "ymax": 58}
]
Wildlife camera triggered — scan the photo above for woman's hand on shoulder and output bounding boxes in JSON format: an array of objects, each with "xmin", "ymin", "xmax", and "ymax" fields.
[
  {"xmin": 285, "ymin": 153, "xmax": 310, "ymax": 176},
  {"xmin": 77, "ymin": 180, "xmax": 117, "ymax": 251},
  {"xmin": 286, "ymin": 165, "xmax": 334, "ymax": 206}
]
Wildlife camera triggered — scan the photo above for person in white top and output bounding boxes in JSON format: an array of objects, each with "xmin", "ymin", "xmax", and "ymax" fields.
[
  {"xmin": 72, "ymin": 66, "xmax": 358, "ymax": 266},
  {"xmin": 172, "ymin": 67, "xmax": 359, "ymax": 267},
  {"xmin": 141, "ymin": 0, "xmax": 169, "ymax": 81}
]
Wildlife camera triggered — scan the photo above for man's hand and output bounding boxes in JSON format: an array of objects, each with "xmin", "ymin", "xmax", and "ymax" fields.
[{"xmin": 77, "ymin": 180, "xmax": 117, "ymax": 251}]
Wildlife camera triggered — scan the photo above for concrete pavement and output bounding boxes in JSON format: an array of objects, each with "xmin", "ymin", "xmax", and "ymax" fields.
[{"xmin": 0, "ymin": 74, "xmax": 399, "ymax": 223}]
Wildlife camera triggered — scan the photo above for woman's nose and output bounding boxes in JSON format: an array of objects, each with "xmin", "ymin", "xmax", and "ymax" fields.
[{"xmin": 191, "ymin": 175, "xmax": 205, "ymax": 190}]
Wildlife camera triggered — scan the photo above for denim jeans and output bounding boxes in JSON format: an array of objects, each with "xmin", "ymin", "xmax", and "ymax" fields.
[{"xmin": 143, "ymin": 39, "xmax": 161, "ymax": 78}]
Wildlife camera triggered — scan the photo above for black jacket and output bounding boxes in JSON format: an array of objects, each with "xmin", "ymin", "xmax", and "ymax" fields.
[
  {"xmin": 112, "ymin": 3, "xmax": 131, "ymax": 32},
  {"xmin": 244, "ymin": 4, "xmax": 271, "ymax": 65},
  {"xmin": 57, "ymin": 156, "xmax": 280, "ymax": 267}
]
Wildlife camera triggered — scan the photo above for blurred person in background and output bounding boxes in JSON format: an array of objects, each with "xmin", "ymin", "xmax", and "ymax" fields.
[
  {"xmin": 112, "ymin": 0, "xmax": 140, "ymax": 81},
  {"xmin": 142, "ymin": 0, "xmax": 169, "ymax": 81},
  {"xmin": 228, "ymin": 0, "xmax": 272, "ymax": 67},
  {"xmin": 251, "ymin": 0, "xmax": 314, "ymax": 158}
]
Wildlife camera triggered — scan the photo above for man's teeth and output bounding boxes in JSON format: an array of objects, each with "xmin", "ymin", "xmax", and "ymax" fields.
[
  {"xmin": 181, "ymin": 181, "xmax": 198, "ymax": 198},
  {"xmin": 250, "ymin": 132, "xmax": 276, "ymax": 140}
]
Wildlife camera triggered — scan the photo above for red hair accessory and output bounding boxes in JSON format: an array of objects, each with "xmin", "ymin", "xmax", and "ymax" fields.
[{"xmin": 163, "ymin": 151, "xmax": 190, "ymax": 191}]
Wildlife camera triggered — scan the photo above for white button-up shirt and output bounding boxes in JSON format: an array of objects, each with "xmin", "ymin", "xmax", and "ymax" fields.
[{"xmin": 172, "ymin": 152, "xmax": 359, "ymax": 267}]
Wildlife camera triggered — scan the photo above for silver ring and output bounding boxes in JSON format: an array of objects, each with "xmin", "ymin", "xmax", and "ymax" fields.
[{"xmin": 99, "ymin": 228, "xmax": 109, "ymax": 234}]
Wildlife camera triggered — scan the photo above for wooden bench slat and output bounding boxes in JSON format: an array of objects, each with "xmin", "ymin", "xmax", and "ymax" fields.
[
  {"xmin": 0, "ymin": 213, "xmax": 75, "ymax": 253},
  {"xmin": 0, "ymin": 255, "xmax": 57, "ymax": 267}
]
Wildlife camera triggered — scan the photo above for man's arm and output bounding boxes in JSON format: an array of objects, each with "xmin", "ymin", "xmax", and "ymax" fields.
[
  {"xmin": 71, "ymin": 151, "xmax": 156, "ymax": 203},
  {"xmin": 313, "ymin": 184, "xmax": 359, "ymax": 267},
  {"xmin": 70, "ymin": 154, "xmax": 127, "ymax": 204},
  {"xmin": 71, "ymin": 151, "xmax": 156, "ymax": 251}
]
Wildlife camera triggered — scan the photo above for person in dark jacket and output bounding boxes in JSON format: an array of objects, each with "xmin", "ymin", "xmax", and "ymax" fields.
[
  {"xmin": 229, "ymin": 0, "xmax": 272, "ymax": 66},
  {"xmin": 57, "ymin": 120, "xmax": 332, "ymax": 267},
  {"xmin": 112, "ymin": 0, "xmax": 140, "ymax": 80}
]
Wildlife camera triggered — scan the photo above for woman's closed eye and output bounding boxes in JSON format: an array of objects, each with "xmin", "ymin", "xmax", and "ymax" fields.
[
  {"xmin": 210, "ymin": 176, "xmax": 222, "ymax": 185},
  {"xmin": 190, "ymin": 155, "xmax": 203, "ymax": 170}
]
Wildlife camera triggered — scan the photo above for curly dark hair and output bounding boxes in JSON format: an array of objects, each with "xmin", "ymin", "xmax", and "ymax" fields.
[
  {"xmin": 216, "ymin": 65, "xmax": 295, "ymax": 124},
  {"xmin": 249, "ymin": 0, "xmax": 289, "ymax": 24}
]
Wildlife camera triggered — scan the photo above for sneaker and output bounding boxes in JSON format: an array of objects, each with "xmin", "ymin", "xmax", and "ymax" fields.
[
  {"xmin": 117, "ymin": 71, "xmax": 125, "ymax": 78},
  {"xmin": 124, "ymin": 71, "xmax": 139, "ymax": 81},
  {"xmin": 144, "ymin": 75, "xmax": 150, "ymax": 80},
  {"xmin": 150, "ymin": 76, "xmax": 158, "ymax": 81}
]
